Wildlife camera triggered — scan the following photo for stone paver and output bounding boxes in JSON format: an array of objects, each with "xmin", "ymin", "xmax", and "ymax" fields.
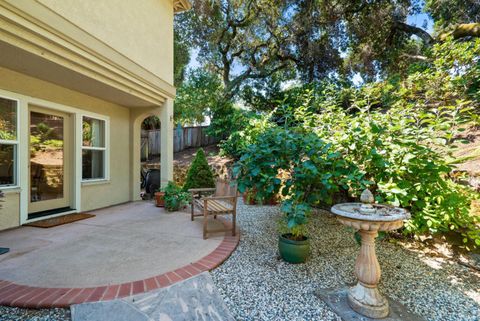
[
  {"xmin": 71, "ymin": 272, "xmax": 234, "ymax": 321},
  {"xmin": 317, "ymin": 287, "xmax": 425, "ymax": 321}
]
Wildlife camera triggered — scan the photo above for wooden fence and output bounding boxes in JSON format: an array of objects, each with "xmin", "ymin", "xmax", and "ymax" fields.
[{"xmin": 141, "ymin": 126, "xmax": 219, "ymax": 160}]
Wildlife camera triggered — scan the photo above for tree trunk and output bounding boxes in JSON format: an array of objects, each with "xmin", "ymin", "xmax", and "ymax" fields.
[{"xmin": 439, "ymin": 23, "xmax": 480, "ymax": 41}]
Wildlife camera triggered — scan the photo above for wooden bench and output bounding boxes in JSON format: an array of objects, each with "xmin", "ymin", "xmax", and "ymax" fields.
[{"xmin": 189, "ymin": 179, "xmax": 237, "ymax": 239}]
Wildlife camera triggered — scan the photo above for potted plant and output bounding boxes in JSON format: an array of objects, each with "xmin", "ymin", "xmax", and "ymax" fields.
[
  {"xmin": 164, "ymin": 181, "xmax": 191, "ymax": 212},
  {"xmin": 154, "ymin": 188, "xmax": 165, "ymax": 207},
  {"xmin": 278, "ymin": 199, "xmax": 311, "ymax": 263},
  {"xmin": 242, "ymin": 188, "xmax": 278, "ymax": 205}
]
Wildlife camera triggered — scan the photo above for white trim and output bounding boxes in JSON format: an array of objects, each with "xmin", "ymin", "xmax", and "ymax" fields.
[
  {"xmin": 0, "ymin": 94, "xmax": 20, "ymax": 189},
  {"xmin": 0, "ymin": 186, "xmax": 20, "ymax": 191},
  {"xmin": 0, "ymin": 139, "xmax": 18, "ymax": 144},
  {"xmin": 18, "ymin": 98, "xmax": 29, "ymax": 224},
  {"xmin": 73, "ymin": 113, "xmax": 82, "ymax": 213},
  {"xmin": 81, "ymin": 179, "xmax": 110, "ymax": 186},
  {"xmin": 82, "ymin": 146, "xmax": 107, "ymax": 151},
  {"xmin": 80, "ymin": 115, "xmax": 110, "ymax": 182}
]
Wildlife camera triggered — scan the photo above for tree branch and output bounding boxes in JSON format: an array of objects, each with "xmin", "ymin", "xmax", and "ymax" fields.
[
  {"xmin": 439, "ymin": 23, "xmax": 480, "ymax": 41},
  {"xmin": 400, "ymin": 53, "xmax": 430, "ymax": 62},
  {"xmin": 393, "ymin": 21, "xmax": 434, "ymax": 45}
]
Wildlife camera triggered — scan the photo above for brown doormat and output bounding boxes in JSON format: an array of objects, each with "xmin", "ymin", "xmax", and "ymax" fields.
[{"xmin": 24, "ymin": 213, "xmax": 95, "ymax": 228}]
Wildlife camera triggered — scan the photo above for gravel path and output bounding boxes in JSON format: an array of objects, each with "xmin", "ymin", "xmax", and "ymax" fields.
[
  {"xmin": 2, "ymin": 201, "xmax": 479, "ymax": 320},
  {"xmin": 211, "ymin": 201, "xmax": 480, "ymax": 321},
  {"xmin": 0, "ymin": 307, "xmax": 70, "ymax": 321}
]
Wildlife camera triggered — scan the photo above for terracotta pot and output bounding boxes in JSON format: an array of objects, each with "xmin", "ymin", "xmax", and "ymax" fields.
[
  {"xmin": 243, "ymin": 191, "xmax": 278, "ymax": 205},
  {"xmin": 154, "ymin": 192, "xmax": 165, "ymax": 207}
]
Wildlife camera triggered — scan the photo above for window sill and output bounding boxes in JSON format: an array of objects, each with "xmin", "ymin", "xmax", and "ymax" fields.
[
  {"xmin": 0, "ymin": 186, "xmax": 21, "ymax": 193},
  {"xmin": 81, "ymin": 179, "xmax": 110, "ymax": 186}
]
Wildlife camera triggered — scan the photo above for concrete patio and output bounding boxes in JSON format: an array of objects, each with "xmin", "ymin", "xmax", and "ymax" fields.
[{"xmin": 0, "ymin": 202, "xmax": 239, "ymax": 308}]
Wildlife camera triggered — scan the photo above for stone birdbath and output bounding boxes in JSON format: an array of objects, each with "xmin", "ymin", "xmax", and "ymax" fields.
[{"xmin": 330, "ymin": 189, "xmax": 410, "ymax": 319}]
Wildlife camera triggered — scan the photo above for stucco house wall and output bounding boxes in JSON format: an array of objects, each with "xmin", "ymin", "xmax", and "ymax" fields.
[
  {"xmin": 0, "ymin": 0, "xmax": 188, "ymax": 230},
  {"xmin": 0, "ymin": 67, "xmax": 131, "ymax": 218},
  {"xmin": 37, "ymin": 0, "xmax": 174, "ymax": 84}
]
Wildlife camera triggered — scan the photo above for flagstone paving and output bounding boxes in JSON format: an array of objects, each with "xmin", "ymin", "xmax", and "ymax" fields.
[{"xmin": 71, "ymin": 272, "xmax": 233, "ymax": 321}]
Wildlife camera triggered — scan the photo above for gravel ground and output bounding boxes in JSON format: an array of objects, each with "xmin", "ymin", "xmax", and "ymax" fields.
[
  {"xmin": 2, "ymin": 200, "xmax": 479, "ymax": 321},
  {"xmin": 211, "ymin": 200, "xmax": 480, "ymax": 321},
  {"xmin": 0, "ymin": 307, "xmax": 70, "ymax": 321}
]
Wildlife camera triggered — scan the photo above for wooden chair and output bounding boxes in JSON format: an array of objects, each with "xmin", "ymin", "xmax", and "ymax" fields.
[{"xmin": 189, "ymin": 179, "xmax": 238, "ymax": 239}]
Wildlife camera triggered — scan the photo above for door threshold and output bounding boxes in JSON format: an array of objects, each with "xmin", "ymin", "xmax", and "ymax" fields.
[{"xmin": 28, "ymin": 207, "xmax": 75, "ymax": 220}]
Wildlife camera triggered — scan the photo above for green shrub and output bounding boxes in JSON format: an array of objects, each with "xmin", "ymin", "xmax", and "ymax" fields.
[
  {"xmin": 219, "ymin": 115, "xmax": 273, "ymax": 160},
  {"xmin": 228, "ymin": 37, "xmax": 480, "ymax": 248},
  {"xmin": 278, "ymin": 200, "xmax": 312, "ymax": 238},
  {"xmin": 164, "ymin": 181, "xmax": 191, "ymax": 212},
  {"xmin": 233, "ymin": 126, "xmax": 362, "ymax": 206},
  {"xmin": 183, "ymin": 148, "xmax": 215, "ymax": 191}
]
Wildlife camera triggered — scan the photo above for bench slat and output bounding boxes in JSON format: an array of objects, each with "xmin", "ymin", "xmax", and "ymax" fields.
[{"xmin": 194, "ymin": 199, "xmax": 232, "ymax": 213}]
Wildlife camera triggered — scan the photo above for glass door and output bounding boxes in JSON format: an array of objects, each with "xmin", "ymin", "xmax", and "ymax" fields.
[{"xmin": 29, "ymin": 107, "xmax": 71, "ymax": 215}]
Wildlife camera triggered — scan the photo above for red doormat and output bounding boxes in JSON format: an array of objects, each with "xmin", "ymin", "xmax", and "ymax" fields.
[{"xmin": 24, "ymin": 213, "xmax": 95, "ymax": 228}]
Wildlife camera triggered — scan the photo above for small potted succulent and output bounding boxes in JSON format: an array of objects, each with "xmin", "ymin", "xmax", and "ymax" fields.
[
  {"xmin": 278, "ymin": 199, "xmax": 311, "ymax": 263},
  {"xmin": 154, "ymin": 188, "xmax": 166, "ymax": 207},
  {"xmin": 164, "ymin": 181, "xmax": 191, "ymax": 212}
]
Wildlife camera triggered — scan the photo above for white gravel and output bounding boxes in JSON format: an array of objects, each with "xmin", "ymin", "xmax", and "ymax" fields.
[
  {"xmin": 211, "ymin": 200, "xmax": 480, "ymax": 321},
  {"xmin": 2, "ymin": 200, "xmax": 478, "ymax": 321},
  {"xmin": 0, "ymin": 307, "xmax": 70, "ymax": 321}
]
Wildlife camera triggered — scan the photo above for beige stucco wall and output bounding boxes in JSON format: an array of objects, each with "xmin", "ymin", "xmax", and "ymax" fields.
[
  {"xmin": 0, "ymin": 190, "xmax": 20, "ymax": 230},
  {"xmin": 37, "ymin": 0, "xmax": 174, "ymax": 85},
  {"xmin": 0, "ymin": 67, "xmax": 133, "ymax": 228}
]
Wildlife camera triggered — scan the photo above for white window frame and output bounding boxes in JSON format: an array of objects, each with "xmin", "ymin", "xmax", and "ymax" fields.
[
  {"xmin": 0, "ymin": 96, "xmax": 19, "ymax": 189},
  {"xmin": 81, "ymin": 115, "xmax": 109, "ymax": 183}
]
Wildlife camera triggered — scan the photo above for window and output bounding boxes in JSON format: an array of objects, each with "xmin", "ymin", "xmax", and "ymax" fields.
[
  {"xmin": 82, "ymin": 116, "xmax": 107, "ymax": 180},
  {"xmin": 0, "ymin": 97, "xmax": 17, "ymax": 187}
]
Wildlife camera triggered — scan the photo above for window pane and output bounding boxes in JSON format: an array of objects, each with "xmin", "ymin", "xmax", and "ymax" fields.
[
  {"xmin": 0, "ymin": 144, "xmax": 15, "ymax": 186},
  {"xmin": 0, "ymin": 98, "xmax": 17, "ymax": 141},
  {"xmin": 83, "ymin": 117, "xmax": 105, "ymax": 147},
  {"xmin": 82, "ymin": 150, "xmax": 104, "ymax": 179},
  {"xmin": 30, "ymin": 112, "xmax": 64, "ymax": 202}
]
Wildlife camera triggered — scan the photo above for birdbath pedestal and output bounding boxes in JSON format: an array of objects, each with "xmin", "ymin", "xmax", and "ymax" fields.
[{"xmin": 330, "ymin": 190, "xmax": 410, "ymax": 319}]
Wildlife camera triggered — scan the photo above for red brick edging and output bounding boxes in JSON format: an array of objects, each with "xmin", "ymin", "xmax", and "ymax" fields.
[{"xmin": 0, "ymin": 220, "xmax": 240, "ymax": 308}]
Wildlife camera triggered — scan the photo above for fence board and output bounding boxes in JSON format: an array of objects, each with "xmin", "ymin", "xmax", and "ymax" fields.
[{"xmin": 141, "ymin": 126, "xmax": 219, "ymax": 160}]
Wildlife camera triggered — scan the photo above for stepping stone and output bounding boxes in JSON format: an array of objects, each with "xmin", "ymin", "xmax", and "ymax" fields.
[
  {"xmin": 72, "ymin": 272, "xmax": 233, "ymax": 321},
  {"xmin": 71, "ymin": 300, "xmax": 149, "ymax": 321},
  {"xmin": 316, "ymin": 287, "xmax": 425, "ymax": 321}
]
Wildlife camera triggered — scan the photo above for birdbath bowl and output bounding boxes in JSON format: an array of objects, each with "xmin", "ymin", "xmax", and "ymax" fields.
[{"xmin": 331, "ymin": 190, "xmax": 410, "ymax": 319}]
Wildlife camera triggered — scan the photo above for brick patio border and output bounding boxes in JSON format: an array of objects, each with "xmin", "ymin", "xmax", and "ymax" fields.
[{"xmin": 0, "ymin": 219, "xmax": 240, "ymax": 308}]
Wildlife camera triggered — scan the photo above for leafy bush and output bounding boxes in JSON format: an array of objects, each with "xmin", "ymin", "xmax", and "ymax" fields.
[
  {"xmin": 229, "ymin": 38, "xmax": 480, "ymax": 248},
  {"xmin": 183, "ymin": 148, "xmax": 215, "ymax": 191},
  {"xmin": 164, "ymin": 181, "xmax": 191, "ymax": 212},
  {"xmin": 300, "ymin": 95, "xmax": 479, "ymax": 247},
  {"xmin": 278, "ymin": 200, "xmax": 312, "ymax": 239},
  {"xmin": 219, "ymin": 115, "xmax": 273, "ymax": 160},
  {"xmin": 233, "ymin": 125, "xmax": 362, "ymax": 206}
]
